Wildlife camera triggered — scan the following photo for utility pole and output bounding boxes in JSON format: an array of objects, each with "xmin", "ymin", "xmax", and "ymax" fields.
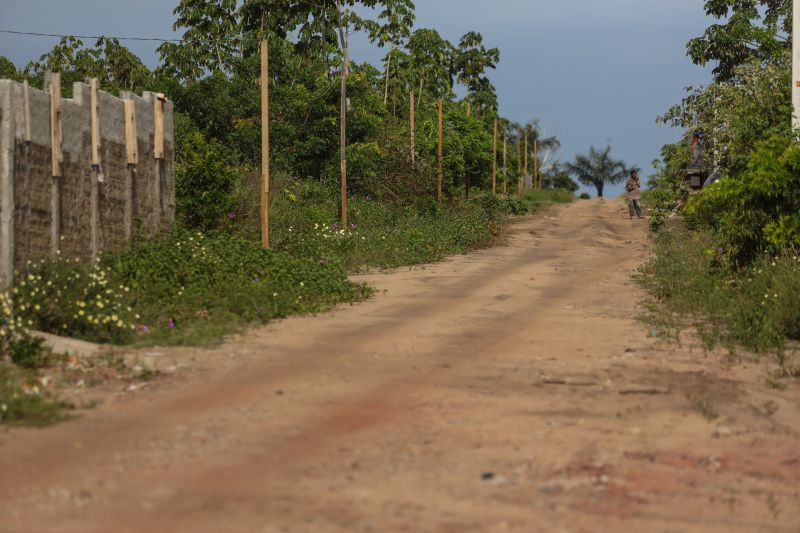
[
  {"xmin": 502, "ymin": 128, "xmax": 508, "ymax": 194},
  {"xmin": 260, "ymin": 40, "xmax": 270, "ymax": 248},
  {"xmin": 437, "ymin": 98, "xmax": 443, "ymax": 205},
  {"xmin": 794, "ymin": 0, "xmax": 800, "ymax": 132},
  {"xmin": 516, "ymin": 127, "xmax": 522, "ymax": 195},
  {"xmin": 492, "ymin": 118, "xmax": 497, "ymax": 194},
  {"xmin": 336, "ymin": 1, "xmax": 349, "ymax": 228},
  {"xmin": 524, "ymin": 129, "xmax": 529, "ymax": 191},
  {"xmin": 410, "ymin": 91, "xmax": 415, "ymax": 167}
]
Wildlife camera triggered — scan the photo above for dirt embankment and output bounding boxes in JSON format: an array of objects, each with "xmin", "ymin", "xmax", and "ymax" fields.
[{"xmin": 1, "ymin": 199, "xmax": 798, "ymax": 532}]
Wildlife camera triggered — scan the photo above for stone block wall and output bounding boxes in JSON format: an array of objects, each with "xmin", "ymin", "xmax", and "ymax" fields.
[{"xmin": 0, "ymin": 78, "xmax": 175, "ymax": 289}]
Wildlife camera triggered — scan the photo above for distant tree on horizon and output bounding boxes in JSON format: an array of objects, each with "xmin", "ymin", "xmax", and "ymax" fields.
[{"xmin": 565, "ymin": 145, "xmax": 634, "ymax": 198}]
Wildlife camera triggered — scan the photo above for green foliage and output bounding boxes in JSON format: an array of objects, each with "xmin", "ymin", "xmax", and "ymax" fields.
[
  {"xmin": 0, "ymin": 365, "xmax": 65, "ymax": 427},
  {"xmin": 687, "ymin": 0, "xmax": 790, "ymax": 81},
  {"xmin": 105, "ymin": 228, "xmax": 363, "ymax": 345},
  {"xmin": 9, "ymin": 258, "xmax": 136, "ymax": 344},
  {"xmin": 0, "ymin": 56, "xmax": 22, "ymax": 81},
  {"xmin": 268, "ymin": 182, "xmax": 509, "ymax": 271},
  {"xmin": 687, "ymin": 134, "xmax": 800, "ymax": 263},
  {"xmin": 579, "ymin": 193, "xmax": 591, "ymax": 200},
  {"xmin": 23, "ymin": 36, "xmax": 152, "ymax": 96},
  {"xmin": 659, "ymin": 55, "xmax": 791, "ymax": 177},
  {"xmin": 174, "ymin": 113, "xmax": 242, "ymax": 229},
  {"xmin": 565, "ymin": 145, "xmax": 633, "ymax": 198},
  {"xmin": 639, "ymin": 224, "xmax": 800, "ymax": 367},
  {"xmin": 9, "ymin": 336, "xmax": 47, "ymax": 370}
]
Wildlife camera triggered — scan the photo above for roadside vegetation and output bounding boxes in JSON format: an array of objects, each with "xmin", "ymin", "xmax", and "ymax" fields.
[
  {"xmin": 641, "ymin": 0, "xmax": 799, "ymax": 373},
  {"xmin": 0, "ymin": 2, "xmax": 578, "ymax": 424}
]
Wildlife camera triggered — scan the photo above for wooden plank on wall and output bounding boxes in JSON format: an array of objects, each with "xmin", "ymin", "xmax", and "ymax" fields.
[
  {"xmin": 23, "ymin": 80, "xmax": 31, "ymax": 143},
  {"xmin": 50, "ymin": 72, "xmax": 62, "ymax": 177},
  {"xmin": 124, "ymin": 99, "xmax": 138, "ymax": 165},
  {"xmin": 90, "ymin": 78, "xmax": 100, "ymax": 166},
  {"xmin": 153, "ymin": 93, "xmax": 165, "ymax": 160}
]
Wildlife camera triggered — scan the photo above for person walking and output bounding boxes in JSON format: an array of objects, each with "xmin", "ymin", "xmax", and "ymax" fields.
[{"xmin": 626, "ymin": 170, "xmax": 644, "ymax": 219}]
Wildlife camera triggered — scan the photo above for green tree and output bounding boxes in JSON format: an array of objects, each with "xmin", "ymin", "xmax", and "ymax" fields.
[
  {"xmin": 0, "ymin": 56, "xmax": 22, "ymax": 81},
  {"xmin": 406, "ymin": 28, "xmax": 455, "ymax": 106},
  {"xmin": 24, "ymin": 37, "xmax": 152, "ymax": 95},
  {"xmin": 565, "ymin": 145, "xmax": 631, "ymax": 198},
  {"xmin": 453, "ymin": 31, "xmax": 499, "ymax": 117},
  {"xmin": 158, "ymin": 0, "xmax": 240, "ymax": 80},
  {"xmin": 687, "ymin": 0, "xmax": 790, "ymax": 81}
]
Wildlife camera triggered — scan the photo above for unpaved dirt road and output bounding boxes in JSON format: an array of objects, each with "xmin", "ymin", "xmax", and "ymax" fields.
[{"xmin": 2, "ymin": 199, "xmax": 799, "ymax": 533}]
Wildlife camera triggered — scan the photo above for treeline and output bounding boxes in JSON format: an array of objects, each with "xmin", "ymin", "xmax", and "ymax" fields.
[
  {"xmin": 643, "ymin": 0, "xmax": 799, "ymax": 363},
  {"xmin": 1, "ymin": 0, "xmax": 575, "ymax": 230}
]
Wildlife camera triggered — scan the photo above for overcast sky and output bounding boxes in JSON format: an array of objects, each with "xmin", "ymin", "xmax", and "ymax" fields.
[{"xmin": 0, "ymin": 0, "xmax": 713, "ymax": 196}]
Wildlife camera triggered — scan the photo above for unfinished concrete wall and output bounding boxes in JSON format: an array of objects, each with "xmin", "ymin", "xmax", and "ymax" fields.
[{"xmin": 0, "ymin": 78, "xmax": 174, "ymax": 289}]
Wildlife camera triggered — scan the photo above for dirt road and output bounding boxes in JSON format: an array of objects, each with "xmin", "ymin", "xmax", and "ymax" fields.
[{"xmin": 1, "ymin": 199, "xmax": 798, "ymax": 532}]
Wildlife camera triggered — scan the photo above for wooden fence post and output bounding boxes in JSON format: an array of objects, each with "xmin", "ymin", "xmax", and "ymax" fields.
[
  {"xmin": 49, "ymin": 72, "xmax": 62, "ymax": 256},
  {"xmin": 492, "ymin": 118, "xmax": 497, "ymax": 194},
  {"xmin": 516, "ymin": 127, "xmax": 522, "ymax": 195},
  {"xmin": 502, "ymin": 128, "xmax": 508, "ymax": 195},
  {"xmin": 89, "ymin": 78, "xmax": 100, "ymax": 262},
  {"xmin": 0, "ymin": 77, "xmax": 16, "ymax": 289},
  {"xmin": 524, "ymin": 129, "xmax": 529, "ymax": 191},
  {"xmin": 261, "ymin": 39, "xmax": 270, "ymax": 248},
  {"xmin": 437, "ymin": 98, "xmax": 443, "ymax": 205},
  {"xmin": 410, "ymin": 90, "xmax": 415, "ymax": 167}
]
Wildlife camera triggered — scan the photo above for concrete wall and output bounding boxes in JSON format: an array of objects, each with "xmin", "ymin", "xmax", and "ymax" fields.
[{"xmin": 0, "ymin": 79, "xmax": 174, "ymax": 289}]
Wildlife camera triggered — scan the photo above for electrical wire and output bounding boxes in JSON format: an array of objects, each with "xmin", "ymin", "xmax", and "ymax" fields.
[{"xmin": 0, "ymin": 29, "xmax": 180, "ymax": 43}]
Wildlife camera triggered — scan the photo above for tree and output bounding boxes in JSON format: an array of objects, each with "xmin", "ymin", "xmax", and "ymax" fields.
[
  {"xmin": 452, "ymin": 32, "xmax": 499, "ymax": 117},
  {"xmin": 158, "ymin": 0, "xmax": 240, "ymax": 80},
  {"xmin": 24, "ymin": 37, "xmax": 152, "ymax": 95},
  {"xmin": 565, "ymin": 145, "xmax": 631, "ymax": 198},
  {"xmin": 687, "ymin": 0, "xmax": 790, "ymax": 81},
  {"xmin": 362, "ymin": 0, "xmax": 416, "ymax": 104},
  {"xmin": 406, "ymin": 28, "xmax": 455, "ymax": 106},
  {"xmin": 541, "ymin": 162, "xmax": 579, "ymax": 192},
  {"xmin": 0, "ymin": 56, "xmax": 22, "ymax": 81}
]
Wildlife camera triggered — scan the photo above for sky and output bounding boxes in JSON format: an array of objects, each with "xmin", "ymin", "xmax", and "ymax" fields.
[{"xmin": 0, "ymin": 0, "xmax": 713, "ymax": 197}]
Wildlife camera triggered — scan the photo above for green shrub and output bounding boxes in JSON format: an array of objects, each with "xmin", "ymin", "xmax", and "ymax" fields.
[
  {"xmin": 639, "ymin": 223, "xmax": 800, "ymax": 364},
  {"xmin": 105, "ymin": 228, "xmax": 363, "ymax": 345},
  {"xmin": 687, "ymin": 134, "xmax": 800, "ymax": 263},
  {"xmin": 9, "ymin": 335, "xmax": 47, "ymax": 370},
  {"xmin": 175, "ymin": 113, "xmax": 242, "ymax": 229},
  {"xmin": 0, "ymin": 364, "xmax": 65, "ymax": 427},
  {"xmin": 10, "ymin": 258, "xmax": 136, "ymax": 344},
  {"xmin": 579, "ymin": 193, "xmax": 591, "ymax": 200}
]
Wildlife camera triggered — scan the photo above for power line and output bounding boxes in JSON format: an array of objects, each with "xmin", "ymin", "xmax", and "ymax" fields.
[{"xmin": 0, "ymin": 29, "xmax": 180, "ymax": 43}]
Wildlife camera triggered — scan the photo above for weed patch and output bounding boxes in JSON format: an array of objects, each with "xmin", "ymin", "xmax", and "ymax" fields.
[{"xmin": 638, "ymin": 222, "xmax": 800, "ymax": 370}]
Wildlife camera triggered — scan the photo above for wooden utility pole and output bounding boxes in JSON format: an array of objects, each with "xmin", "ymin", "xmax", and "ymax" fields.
[
  {"xmin": 534, "ymin": 139, "xmax": 540, "ymax": 190},
  {"xmin": 336, "ymin": 3, "xmax": 349, "ymax": 227},
  {"xmin": 524, "ymin": 129, "xmax": 529, "ymax": 191},
  {"xmin": 794, "ymin": 0, "xmax": 800, "ymax": 131},
  {"xmin": 437, "ymin": 98, "xmax": 443, "ymax": 205},
  {"xmin": 502, "ymin": 128, "xmax": 508, "ymax": 194},
  {"xmin": 466, "ymin": 102, "xmax": 472, "ymax": 118},
  {"xmin": 410, "ymin": 90, "xmax": 415, "ymax": 167},
  {"xmin": 516, "ymin": 128, "xmax": 522, "ymax": 195},
  {"xmin": 260, "ymin": 40, "xmax": 270, "ymax": 248},
  {"xmin": 492, "ymin": 118, "xmax": 497, "ymax": 194}
]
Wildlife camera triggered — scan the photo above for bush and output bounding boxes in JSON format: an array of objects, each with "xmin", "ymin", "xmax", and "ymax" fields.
[
  {"xmin": 10, "ymin": 258, "xmax": 136, "ymax": 344},
  {"xmin": 105, "ymin": 228, "xmax": 363, "ymax": 345},
  {"xmin": 175, "ymin": 113, "xmax": 242, "ymax": 229},
  {"xmin": 638, "ymin": 223, "xmax": 800, "ymax": 365},
  {"xmin": 579, "ymin": 193, "xmax": 591, "ymax": 200},
  {"xmin": 687, "ymin": 134, "xmax": 800, "ymax": 264},
  {"xmin": 0, "ymin": 364, "xmax": 65, "ymax": 427}
]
